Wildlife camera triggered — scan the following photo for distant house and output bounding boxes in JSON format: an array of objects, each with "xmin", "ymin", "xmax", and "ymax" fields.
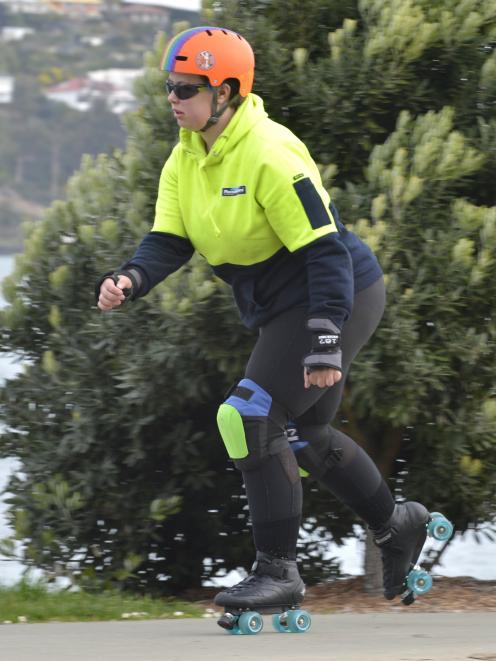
[
  {"xmin": 0, "ymin": 0, "xmax": 50, "ymax": 14},
  {"xmin": 120, "ymin": 0, "xmax": 198, "ymax": 15},
  {"xmin": 120, "ymin": 3, "xmax": 170, "ymax": 25},
  {"xmin": 42, "ymin": 0, "xmax": 103, "ymax": 17},
  {"xmin": 89, "ymin": 68, "xmax": 142, "ymax": 113},
  {"xmin": 0, "ymin": 0, "xmax": 199, "ymax": 16},
  {"xmin": 44, "ymin": 69, "xmax": 142, "ymax": 113},
  {"xmin": 88, "ymin": 68, "xmax": 142, "ymax": 88},
  {"xmin": 0, "ymin": 76, "xmax": 14, "ymax": 104},
  {"xmin": 0, "ymin": 0, "xmax": 103, "ymax": 16},
  {"xmin": 44, "ymin": 77, "xmax": 103, "ymax": 111},
  {"xmin": 80, "ymin": 35, "xmax": 104, "ymax": 47},
  {"xmin": 1, "ymin": 26, "xmax": 35, "ymax": 42}
]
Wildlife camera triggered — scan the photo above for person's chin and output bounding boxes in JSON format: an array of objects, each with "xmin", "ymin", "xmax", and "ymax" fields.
[{"xmin": 177, "ymin": 118, "xmax": 202, "ymax": 131}]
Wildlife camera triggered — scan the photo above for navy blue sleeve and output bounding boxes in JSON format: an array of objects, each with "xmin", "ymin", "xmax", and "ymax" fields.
[
  {"xmin": 298, "ymin": 232, "xmax": 354, "ymax": 330},
  {"xmin": 121, "ymin": 231, "xmax": 194, "ymax": 297}
]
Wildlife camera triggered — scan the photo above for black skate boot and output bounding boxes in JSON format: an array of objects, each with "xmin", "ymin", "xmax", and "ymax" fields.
[
  {"xmin": 373, "ymin": 501, "xmax": 430, "ymax": 604},
  {"xmin": 214, "ymin": 551, "xmax": 305, "ymax": 610},
  {"xmin": 214, "ymin": 552, "xmax": 310, "ymax": 634}
]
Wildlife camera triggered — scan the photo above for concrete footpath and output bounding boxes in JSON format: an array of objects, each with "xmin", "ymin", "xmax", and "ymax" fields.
[{"xmin": 1, "ymin": 612, "xmax": 495, "ymax": 661}]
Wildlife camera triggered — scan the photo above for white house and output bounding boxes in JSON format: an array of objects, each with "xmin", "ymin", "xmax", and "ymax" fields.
[
  {"xmin": 1, "ymin": 26, "xmax": 35, "ymax": 42},
  {"xmin": 0, "ymin": 0, "xmax": 50, "ymax": 14},
  {"xmin": 0, "ymin": 0, "xmax": 102, "ymax": 15},
  {"xmin": 120, "ymin": 0, "xmax": 199, "ymax": 13},
  {"xmin": 88, "ymin": 68, "xmax": 142, "ymax": 88},
  {"xmin": 88, "ymin": 69, "xmax": 142, "ymax": 113},
  {"xmin": 44, "ymin": 77, "xmax": 97, "ymax": 111},
  {"xmin": 0, "ymin": 76, "xmax": 14, "ymax": 104},
  {"xmin": 42, "ymin": 0, "xmax": 103, "ymax": 17},
  {"xmin": 0, "ymin": 0, "xmax": 199, "ymax": 15},
  {"xmin": 44, "ymin": 69, "xmax": 142, "ymax": 113}
]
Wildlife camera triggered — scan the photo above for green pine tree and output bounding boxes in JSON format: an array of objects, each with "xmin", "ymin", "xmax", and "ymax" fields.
[
  {"xmin": 2, "ymin": 1, "xmax": 496, "ymax": 594},
  {"xmin": 208, "ymin": 0, "xmax": 496, "ymax": 580},
  {"xmin": 0, "ymin": 33, "xmax": 259, "ymax": 594}
]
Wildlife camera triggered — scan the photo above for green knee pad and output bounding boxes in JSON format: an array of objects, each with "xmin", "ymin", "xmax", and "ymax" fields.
[{"xmin": 217, "ymin": 403, "xmax": 249, "ymax": 459}]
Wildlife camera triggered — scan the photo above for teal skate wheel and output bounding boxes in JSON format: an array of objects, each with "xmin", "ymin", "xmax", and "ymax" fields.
[
  {"xmin": 238, "ymin": 611, "xmax": 263, "ymax": 635},
  {"xmin": 407, "ymin": 569, "xmax": 433, "ymax": 595},
  {"xmin": 286, "ymin": 609, "xmax": 312, "ymax": 633},
  {"xmin": 272, "ymin": 613, "xmax": 290, "ymax": 633},
  {"xmin": 427, "ymin": 515, "xmax": 453, "ymax": 541},
  {"xmin": 217, "ymin": 612, "xmax": 241, "ymax": 634}
]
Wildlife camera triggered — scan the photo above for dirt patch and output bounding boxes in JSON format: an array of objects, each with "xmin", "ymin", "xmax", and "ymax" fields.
[
  {"xmin": 192, "ymin": 576, "xmax": 496, "ymax": 613},
  {"xmin": 301, "ymin": 576, "xmax": 496, "ymax": 613}
]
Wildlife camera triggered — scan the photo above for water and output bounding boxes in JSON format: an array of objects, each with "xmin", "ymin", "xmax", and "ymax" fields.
[
  {"xmin": 0, "ymin": 254, "xmax": 14, "ymax": 303},
  {"xmin": 0, "ymin": 254, "xmax": 494, "ymax": 585},
  {"xmin": 0, "ymin": 254, "xmax": 26, "ymax": 584}
]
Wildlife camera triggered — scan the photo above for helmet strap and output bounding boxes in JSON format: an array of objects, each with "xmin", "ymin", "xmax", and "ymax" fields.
[{"xmin": 199, "ymin": 88, "xmax": 230, "ymax": 133}]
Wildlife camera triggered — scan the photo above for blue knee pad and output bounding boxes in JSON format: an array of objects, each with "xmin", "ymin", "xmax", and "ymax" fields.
[{"xmin": 217, "ymin": 378, "xmax": 285, "ymax": 469}]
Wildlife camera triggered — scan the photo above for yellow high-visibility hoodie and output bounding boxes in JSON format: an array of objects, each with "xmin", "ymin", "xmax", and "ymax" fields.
[{"xmin": 124, "ymin": 94, "xmax": 382, "ymax": 329}]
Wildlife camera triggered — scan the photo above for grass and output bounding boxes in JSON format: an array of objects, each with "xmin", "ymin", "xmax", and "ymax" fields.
[{"xmin": 0, "ymin": 580, "xmax": 206, "ymax": 624}]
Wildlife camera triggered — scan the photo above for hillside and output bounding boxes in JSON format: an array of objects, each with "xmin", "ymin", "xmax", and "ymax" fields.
[{"xmin": 0, "ymin": 2, "xmax": 200, "ymax": 251}]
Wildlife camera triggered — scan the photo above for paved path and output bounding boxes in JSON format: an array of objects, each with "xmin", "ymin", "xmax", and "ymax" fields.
[{"xmin": 1, "ymin": 612, "xmax": 495, "ymax": 661}]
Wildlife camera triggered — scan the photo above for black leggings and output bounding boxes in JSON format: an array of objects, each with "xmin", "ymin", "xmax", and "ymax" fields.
[{"xmin": 240, "ymin": 277, "xmax": 394, "ymax": 559}]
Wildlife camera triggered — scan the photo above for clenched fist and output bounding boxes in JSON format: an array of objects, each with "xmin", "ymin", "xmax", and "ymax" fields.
[{"xmin": 97, "ymin": 275, "xmax": 132, "ymax": 311}]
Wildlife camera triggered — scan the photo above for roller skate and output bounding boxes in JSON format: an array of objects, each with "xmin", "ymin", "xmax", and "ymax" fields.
[
  {"xmin": 373, "ymin": 501, "xmax": 454, "ymax": 605},
  {"xmin": 214, "ymin": 552, "xmax": 311, "ymax": 635}
]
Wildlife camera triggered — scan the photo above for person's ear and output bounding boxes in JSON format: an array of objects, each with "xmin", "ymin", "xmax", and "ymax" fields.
[{"xmin": 219, "ymin": 81, "xmax": 232, "ymax": 103}]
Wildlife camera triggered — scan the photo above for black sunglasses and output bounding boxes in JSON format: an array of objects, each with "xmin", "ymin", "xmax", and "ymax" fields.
[{"xmin": 166, "ymin": 80, "xmax": 211, "ymax": 100}]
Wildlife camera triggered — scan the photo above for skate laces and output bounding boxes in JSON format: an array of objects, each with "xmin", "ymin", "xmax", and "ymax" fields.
[
  {"xmin": 223, "ymin": 557, "xmax": 290, "ymax": 594},
  {"xmin": 224, "ymin": 573, "xmax": 262, "ymax": 594}
]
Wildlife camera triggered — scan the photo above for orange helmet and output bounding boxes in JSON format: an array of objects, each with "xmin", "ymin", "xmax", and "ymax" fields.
[{"xmin": 160, "ymin": 26, "xmax": 255, "ymax": 97}]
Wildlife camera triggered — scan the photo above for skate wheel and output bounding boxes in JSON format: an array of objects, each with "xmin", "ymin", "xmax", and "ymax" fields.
[
  {"xmin": 427, "ymin": 514, "xmax": 453, "ymax": 541},
  {"xmin": 238, "ymin": 611, "xmax": 263, "ymax": 635},
  {"xmin": 286, "ymin": 609, "xmax": 312, "ymax": 633},
  {"xmin": 217, "ymin": 612, "xmax": 241, "ymax": 634},
  {"xmin": 272, "ymin": 613, "xmax": 290, "ymax": 633},
  {"xmin": 227, "ymin": 624, "xmax": 242, "ymax": 635},
  {"xmin": 407, "ymin": 568, "xmax": 433, "ymax": 595}
]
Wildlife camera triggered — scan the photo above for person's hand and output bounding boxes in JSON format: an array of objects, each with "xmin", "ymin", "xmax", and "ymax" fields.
[
  {"xmin": 303, "ymin": 367, "xmax": 342, "ymax": 389},
  {"xmin": 97, "ymin": 275, "xmax": 132, "ymax": 311}
]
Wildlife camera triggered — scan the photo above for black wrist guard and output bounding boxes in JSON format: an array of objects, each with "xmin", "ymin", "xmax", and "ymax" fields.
[
  {"xmin": 303, "ymin": 317, "xmax": 342, "ymax": 372},
  {"xmin": 94, "ymin": 268, "xmax": 142, "ymax": 304}
]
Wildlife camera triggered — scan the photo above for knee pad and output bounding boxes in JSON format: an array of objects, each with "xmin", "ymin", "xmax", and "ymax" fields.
[{"xmin": 217, "ymin": 378, "xmax": 287, "ymax": 471}]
